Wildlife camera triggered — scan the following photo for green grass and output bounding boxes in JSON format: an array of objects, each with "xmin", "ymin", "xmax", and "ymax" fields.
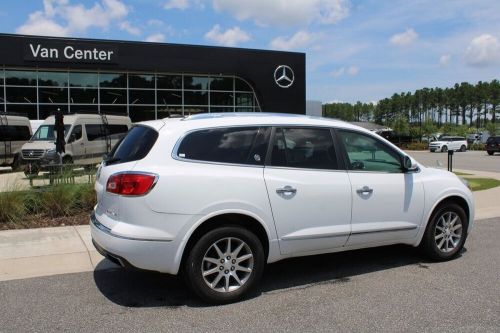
[
  {"xmin": 463, "ymin": 177, "xmax": 500, "ymax": 192},
  {"xmin": 0, "ymin": 183, "xmax": 96, "ymax": 225},
  {"xmin": 454, "ymin": 171, "xmax": 472, "ymax": 176}
]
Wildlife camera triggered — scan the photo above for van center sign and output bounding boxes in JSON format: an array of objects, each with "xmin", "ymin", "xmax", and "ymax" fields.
[{"xmin": 24, "ymin": 41, "xmax": 118, "ymax": 63}]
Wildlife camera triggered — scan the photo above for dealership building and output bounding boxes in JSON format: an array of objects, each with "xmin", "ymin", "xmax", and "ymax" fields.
[{"xmin": 0, "ymin": 34, "xmax": 306, "ymax": 122}]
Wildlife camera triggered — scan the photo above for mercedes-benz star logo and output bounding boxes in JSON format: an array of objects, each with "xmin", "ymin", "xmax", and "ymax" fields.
[{"xmin": 274, "ymin": 65, "xmax": 294, "ymax": 88}]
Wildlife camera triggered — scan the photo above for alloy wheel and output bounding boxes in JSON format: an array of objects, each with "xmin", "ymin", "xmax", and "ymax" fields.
[
  {"xmin": 201, "ymin": 237, "xmax": 254, "ymax": 293},
  {"xmin": 434, "ymin": 211, "xmax": 462, "ymax": 253}
]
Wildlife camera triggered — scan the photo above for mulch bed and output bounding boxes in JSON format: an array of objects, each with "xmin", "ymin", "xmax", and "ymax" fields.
[{"xmin": 0, "ymin": 211, "xmax": 90, "ymax": 230}]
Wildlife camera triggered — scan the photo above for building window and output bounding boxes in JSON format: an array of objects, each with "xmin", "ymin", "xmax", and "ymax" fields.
[{"xmin": 0, "ymin": 69, "xmax": 261, "ymax": 120}]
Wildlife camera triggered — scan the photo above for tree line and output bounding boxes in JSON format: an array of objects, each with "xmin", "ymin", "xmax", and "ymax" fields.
[{"xmin": 323, "ymin": 79, "xmax": 500, "ymax": 136}]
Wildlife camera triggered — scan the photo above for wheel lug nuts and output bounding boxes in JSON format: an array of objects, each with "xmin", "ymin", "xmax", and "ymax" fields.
[
  {"xmin": 232, "ymin": 259, "xmax": 236, "ymax": 264},
  {"xmin": 220, "ymin": 259, "xmax": 224, "ymax": 263},
  {"xmin": 231, "ymin": 267, "xmax": 235, "ymax": 271},
  {"xmin": 225, "ymin": 270, "xmax": 229, "ymax": 274},
  {"xmin": 227, "ymin": 256, "xmax": 231, "ymax": 260},
  {"xmin": 219, "ymin": 266, "xmax": 223, "ymax": 270}
]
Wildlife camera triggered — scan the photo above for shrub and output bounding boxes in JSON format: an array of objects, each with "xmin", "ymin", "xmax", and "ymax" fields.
[
  {"xmin": 39, "ymin": 185, "xmax": 78, "ymax": 217},
  {"xmin": 0, "ymin": 191, "xmax": 27, "ymax": 224},
  {"xmin": 402, "ymin": 142, "xmax": 428, "ymax": 150},
  {"xmin": 469, "ymin": 143, "xmax": 485, "ymax": 151}
]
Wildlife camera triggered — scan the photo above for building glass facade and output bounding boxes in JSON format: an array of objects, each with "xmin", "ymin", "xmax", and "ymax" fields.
[{"xmin": 0, "ymin": 69, "xmax": 261, "ymax": 122}]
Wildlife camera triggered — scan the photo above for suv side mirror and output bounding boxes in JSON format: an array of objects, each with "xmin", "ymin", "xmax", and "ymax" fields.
[{"xmin": 402, "ymin": 155, "xmax": 417, "ymax": 172}]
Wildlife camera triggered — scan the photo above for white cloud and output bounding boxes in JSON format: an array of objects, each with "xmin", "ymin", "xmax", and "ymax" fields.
[
  {"xmin": 204, "ymin": 25, "xmax": 251, "ymax": 46},
  {"xmin": 270, "ymin": 30, "xmax": 318, "ymax": 51},
  {"xmin": 148, "ymin": 19, "xmax": 164, "ymax": 27},
  {"xmin": 16, "ymin": 11, "xmax": 68, "ymax": 36},
  {"xmin": 164, "ymin": 0, "xmax": 204, "ymax": 10},
  {"xmin": 330, "ymin": 65, "xmax": 358, "ymax": 77},
  {"xmin": 346, "ymin": 66, "xmax": 359, "ymax": 75},
  {"xmin": 164, "ymin": 0, "xmax": 190, "ymax": 10},
  {"xmin": 439, "ymin": 54, "xmax": 451, "ymax": 67},
  {"xmin": 119, "ymin": 21, "xmax": 141, "ymax": 36},
  {"xmin": 464, "ymin": 34, "xmax": 500, "ymax": 67},
  {"xmin": 16, "ymin": 0, "xmax": 129, "ymax": 37},
  {"xmin": 145, "ymin": 33, "xmax": 166, "ymax": 43},
  {"xmin": 331, "ymin": 67, "xmax": 345, "ymax": 77},
  {"xmin": 212, "ymin": 0, "xmax": 349, "ymax": 27},
  {"xmin": 390, "ymin": 28, "xmax": 418, "ymax": 46}
]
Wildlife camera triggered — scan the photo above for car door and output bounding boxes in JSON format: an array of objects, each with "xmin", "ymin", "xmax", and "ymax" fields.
[
  {"xmin": 67, "ymin": 124, "xmax": 84, "ymax": 163},
  {"xmin": 336, "ymin": 129, "xmax": 425, "ymax": 246},
  {"xmin": 264, "ymin": 127, "xmax": 352, "ymax": 255}
]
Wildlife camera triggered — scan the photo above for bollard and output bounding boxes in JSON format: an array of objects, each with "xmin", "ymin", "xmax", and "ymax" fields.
[{"xmin": 447, "ymin": 150, "xmax": 454, "ymax": 172}]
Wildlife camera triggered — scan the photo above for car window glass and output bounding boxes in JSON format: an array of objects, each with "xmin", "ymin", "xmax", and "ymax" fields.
[
  {"xmin": 338, "ymin": 130, "xmax": 402, "ymax": 173},
  {"xmin": 85, "ymin": 124, "xmax": 105, "ymax": 141},
  {"xmin": 270, "ymin": 127, "xmax": 338, "ymax": 170},
  {"xmin": 177, "ymin": 127, "xmax": 268, "ymax": 165},
  {"xmin": 109, "ymin": 125, "xmax": 158, "ymax": 164},
  {"xmin": 69, "ymin": 125, "xmax": 82, "ymax": 142}
]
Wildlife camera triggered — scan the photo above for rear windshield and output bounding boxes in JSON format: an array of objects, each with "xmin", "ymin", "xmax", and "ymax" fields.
[
  {"xmin": 106, "ymin": 125, "xmax": 158, "ymax": 165},
  {"xmin": 487, "ymin": 137, "xmax": 500, "ymax": 144}
]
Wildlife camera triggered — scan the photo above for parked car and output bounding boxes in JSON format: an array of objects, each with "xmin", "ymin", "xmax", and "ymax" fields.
[
  {"xmin": 91, "ymin": 113, "xmax": 475, "ymax": 304},
  {"xmin": 429, "ymin": 136, "xmax": 467, "ymax": 152},
  {"xmin": 0, "ymin": 114, "xmax": 32, "ymax": 170},
  {"xmin": 485, "ymin": 136, "xmax": 500, "ymax": 155},
  {"xmin": 22, "ymin": 113, "xmax": 131, "ymax": 174}
]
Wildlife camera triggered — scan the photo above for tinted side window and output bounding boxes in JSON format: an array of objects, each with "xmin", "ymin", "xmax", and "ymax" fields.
[
  {"xmin": 177, "ymin": 127, "xmax": 268, "ymax": 165},
  {"xmin": 0, "ymin": 125, "xmax": 31, "ymax": 141},
  {"xmin": 338, "ymin": 130, "xmax": 402, "ymax": 173},
  {"xmin": 108, "ymin": 126, "xmax": 158, "ymax": 165},
  {"xmin": 108, "ymin": 124, "xmax": 129, "ymax": 135},
  {"xmin": 85, "ymin": 124, "xmax": 105, "ymax": 141},
  {"xmin": 270, "ymin": 127, "xmax": 338, "ymax": 170}
]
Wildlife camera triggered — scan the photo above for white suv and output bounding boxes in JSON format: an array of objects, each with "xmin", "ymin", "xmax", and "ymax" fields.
[
  {"xmin": 429, "ymin": 136, "xmax": 467, "ymax": 152},
  {"xmin": 91, "ymin": 113, "xmax": 474, "ymax": 304}
]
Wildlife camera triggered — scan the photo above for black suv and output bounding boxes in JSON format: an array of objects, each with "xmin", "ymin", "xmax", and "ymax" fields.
[{"xmin": 486, "ymin": 136, "xmax": 500, "ymax": 155}]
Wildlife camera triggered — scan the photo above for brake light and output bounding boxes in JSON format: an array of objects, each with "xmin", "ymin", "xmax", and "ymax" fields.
[{"xmin": 106, "ymin": 172, "xmax": 157, "ymax": 196}]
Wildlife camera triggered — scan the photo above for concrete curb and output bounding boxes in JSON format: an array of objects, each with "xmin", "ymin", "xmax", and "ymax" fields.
[{"xmin": 0, "ymin": 225, "xmax": 118, "ymax": 282}]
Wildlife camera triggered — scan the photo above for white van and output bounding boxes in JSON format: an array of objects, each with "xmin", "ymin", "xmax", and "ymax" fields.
[
  {"xmin": 21, "ymin": 114, "xmax": 131, "ymax": 173},
  {"xmin": 0, "ymin": 115, "xmax": 32, "ymax": 170}
]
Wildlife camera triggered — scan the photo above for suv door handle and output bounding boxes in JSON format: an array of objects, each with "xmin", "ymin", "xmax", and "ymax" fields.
[
  {"xmin": 356, "ymin": 186, "xmax": 373, "ymax": 194},
  {"xmin": 276, "ymin": 186, "xmax": 297, "ymax": 195}
]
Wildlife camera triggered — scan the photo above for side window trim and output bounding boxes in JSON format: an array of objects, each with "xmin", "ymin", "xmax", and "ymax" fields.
[{"xmin": 335, "ymin": 128, "xmax": 404, "ymax": 173}]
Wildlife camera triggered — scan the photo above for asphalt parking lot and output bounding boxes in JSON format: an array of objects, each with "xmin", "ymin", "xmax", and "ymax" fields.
[
  {"xmin": 406, "ymin": 150, "xmax": 500, "ymax": 173},
  {"xmin": 1, "ymin": 218, "xmax": 499, "ymax": 333}
]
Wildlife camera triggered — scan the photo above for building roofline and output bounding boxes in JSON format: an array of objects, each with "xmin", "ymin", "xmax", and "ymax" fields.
[{"xmin": 0, "ymin": 33, "xmax": 305, "ymax": 57}]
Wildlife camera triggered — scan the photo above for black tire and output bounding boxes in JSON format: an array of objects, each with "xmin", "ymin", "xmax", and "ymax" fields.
[
  {"xmin": 487, "ymin": 151, "xmax": 494, "ymax": 156},
  {"xmin": 62, "ymin": 156, "xmax": 73, "ymax": 164},
  {"xmin": 420, "ymin": 203, "xmax": 468, "ymax": 261},
  {"xmin": 11, "ymin": 154, "xmax": 22, "ymax": 172},
  {"xmin": 441, "ymin": 145, "xmax": 448, "ymax": 152},
  {"xmin": 460, "ymin": 145, "xmax": 466, "ymax": 152},
  {"xmin": 184, "ymin": 226, "xmax": 265, "ymax": 304}
]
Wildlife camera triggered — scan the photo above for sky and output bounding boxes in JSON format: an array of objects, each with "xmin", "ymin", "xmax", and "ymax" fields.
[{"xmin": 1, "ymin": 0, "xmax": 500, "ymax": 103}]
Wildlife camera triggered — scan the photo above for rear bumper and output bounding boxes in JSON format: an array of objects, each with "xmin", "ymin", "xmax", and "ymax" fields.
[{"xmin": 90, "ymin": 211, "xmax": 181, "ymax": 274}]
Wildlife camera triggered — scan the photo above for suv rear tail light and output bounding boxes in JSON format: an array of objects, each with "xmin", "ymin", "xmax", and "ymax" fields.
[{"xmin": 106, "ymin": 172, "xmax": 158, "ymax": 196}]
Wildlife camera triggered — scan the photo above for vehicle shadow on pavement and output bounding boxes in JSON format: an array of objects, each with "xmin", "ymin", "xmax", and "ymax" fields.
[{"xmin": 93, "ymin": 244, "xmax": 455, "ymax": 308}]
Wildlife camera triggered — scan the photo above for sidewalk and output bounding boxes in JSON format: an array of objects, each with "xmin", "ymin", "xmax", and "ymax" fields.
[
  {"xmin": 1, "ymin": 167, "xmax": 499, "ymax": 283},
  {"xmin": 0, "ymin": 225, "xmax": 118, "ymax": 282}
]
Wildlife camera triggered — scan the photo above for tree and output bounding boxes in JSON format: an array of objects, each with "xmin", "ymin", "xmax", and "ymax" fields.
[
  {"xmin": 421, "ymin": 119, "xmax": 438, "ymax": 139},
  {"xmin": 486, "ymin": 122, "xmax": 497, "ymax": 136}
]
